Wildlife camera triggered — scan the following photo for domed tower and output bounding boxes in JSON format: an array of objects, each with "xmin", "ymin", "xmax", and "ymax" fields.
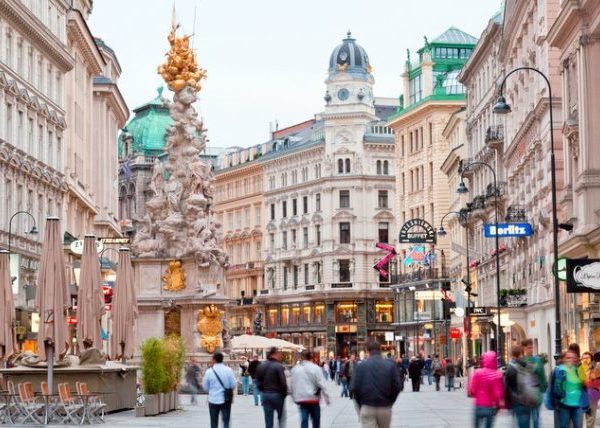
[{"xmin": 323, "ymin": 32, "xmax": 377, "ymax": 163}]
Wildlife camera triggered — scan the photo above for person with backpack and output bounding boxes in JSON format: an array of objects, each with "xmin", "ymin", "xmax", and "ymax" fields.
[
  {"xmin": 552, "ymin": 350, "xmax": 585, "ymax": 428},
  {"xmin": 202, "ymin": 352, "xmax": 237, "ymax": 428},
  {"xmin": 432, "ymin": 354, "xmax": 443, "ymax": 391},
  {"xmin": 468, "ymin": 351, "xmax": 504, "ymax": 428},
  {"xmin": 445, "ymin": 358, "xmax": 456, "ymax": 391},
  {"xmin": 505, "ymin": 345, "xmax": 541, "ymax": 428},
  {"xmin": 521, "ymin": 338, "xmax": 547, "ymax": 428}
]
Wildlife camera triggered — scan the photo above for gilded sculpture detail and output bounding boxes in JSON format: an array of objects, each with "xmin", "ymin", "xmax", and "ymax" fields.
[
  {"xmin": 162, "ymin": 260, "xmax": 186, "ymax": 292},
  {"xmin": 196, "ymin": 305, "xmax": 223, "ymax": 353}
]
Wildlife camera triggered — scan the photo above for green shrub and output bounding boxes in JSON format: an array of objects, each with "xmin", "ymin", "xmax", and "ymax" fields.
[
  {"xmin": 140, "ymin": 338, "xmax": 167, "ymax": 395},
  {"xmin": 162, "ymin": 335, "xmax": 186, "ymax": 392}
]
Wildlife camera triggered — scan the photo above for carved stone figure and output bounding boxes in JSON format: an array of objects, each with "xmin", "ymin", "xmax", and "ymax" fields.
[
  {"xmin": 221, "ymin": 315, "xmax": 232, "ymax": 353},
  {"xmin": 162, "ymin": 260, "xmax": 186, "ymax": 292},
  {"xmin": 196, "ymin": 305, "xmax": 223, "ymax": 353}
]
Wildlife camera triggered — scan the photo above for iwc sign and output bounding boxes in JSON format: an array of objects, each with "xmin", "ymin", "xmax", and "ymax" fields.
[
  {"xmin": 566, "ymin": 259, "xmax": 600, "ymax": 293},
  {"xmin": 398, "ymin": 218, "xmax": 436, "ymax": 244}
]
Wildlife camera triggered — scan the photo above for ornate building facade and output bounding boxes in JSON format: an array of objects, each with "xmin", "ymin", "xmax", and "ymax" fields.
[
  {"xmin": 387, "ymin": 28, "xmax": 476, "ymax": 357},
  {"xmin": 256, "ymin": 33, "xmax": 397, "ymax": 358}
]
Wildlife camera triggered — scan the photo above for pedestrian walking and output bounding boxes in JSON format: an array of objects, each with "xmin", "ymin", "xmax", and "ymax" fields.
[
  {"xmin": 424, "ymin": 355, "xmax": 433, "ymax": 385},
  {"xmin": 328, "ymin": 358, "xmax": 335, "ymax": 381},
  {"xmin": 468, "ymin": 351, "xmax": 504, "ymax": 428},
  {"xmin": 290, "ymin": 350, "xmax": 330, "ymax": 428},
  {"xmin": 552, "ymin": 350, "xmax": 586, "ymax": 428},
  {"xmin": 240, "ymin": 356, "xmax": 250, "ymax": 396},
  {"xmin": 432, "ymin": 354, "xmax": 443, "ymax": 391},
  {"xmin": 351, "ymin": 341, "xmax": 402, "ymax": 428},
  {"xmin": 522, "ymin": 338, "xmax": 547, "ymax": 428},
  {"xmin": 585, "ymin": 352, "xmax": 600, "ymax": 428},
  {"xmin": 248, "ymin": 355, "xmax": 262, "ymax": 406},
  {"xmin": 446, "ymin": 358, "xmax": 456, "ymax": 391},
  {"xmin": 322, "ymin": 360, "xmax": 331, "ymax": 380},
  {"xmin": 185, "ymin": 358, "xmax": 201, "ymax": 405},
  {"xmin": 345, "ymin": 354, "xmax": 356, "ymax": 399},
  {"xmin": 335, "ymin": 356, "xmax": 342, "ymax": 385},
  {"xmin": 408, "ymin": 357, "xmax": 421, "ymax": 392},
  {"xmin": 201, "ymin": 352, "xmax": 237, "ymax": 428},
  {"xmin": 505, "ymin": 345, "xmax": 542, "ymax": 428},
  {"xmin": 256, "ymin": 347, "xmax": 288, "ymax": 428},
  {"xmin": 340, "ymin": 357, "xmax": 350, "ymax": 397},
  {"xmin": 456, "ymin": 357, "xmax": 464, "ymax": 378}
]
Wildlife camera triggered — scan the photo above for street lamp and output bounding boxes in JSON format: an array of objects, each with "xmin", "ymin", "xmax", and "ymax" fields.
[
  {"xmin": 7, "ymin": 211, "xmax": 39, "ymax": 254},
  {"xmin": 457, "ymin": 161, "xmax": 503, "ymax": 362},
  {"xmin": 494, "ymin": 66, "xmax": 561, "ymax": 360},
  {"xmin": 438, "ymin": 210, "xmax": 472, "ymax": 360}
]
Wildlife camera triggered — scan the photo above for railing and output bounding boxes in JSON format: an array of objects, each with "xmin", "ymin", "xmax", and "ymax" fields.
[
  {"xmin": 500, "ymin": 288, "xmax": 527, "ymax": 307},
  {"xmin": 485, "ymin": 125, "xmax": 504, "ymax": 145},
  {"xmin": 472, "ymin": 195, "xmax": 486, "ymax": 210},
  {"xmin": 505, "ymin": 205, "xmax": 528, "ymax": 222},
  {"xmin": 486, "ymin": 181, "xmax": 508, "ymax": 198}
]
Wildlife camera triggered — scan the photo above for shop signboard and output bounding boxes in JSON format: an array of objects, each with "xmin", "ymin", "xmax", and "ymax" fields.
[
  {"xmin": 466, "ymin": 306, "xmax": 490, "ymax": 317},
  {"xmin": 484, "ymin": 223, "xmax": 533, "ymax": 238},
  {"xmin": 70, "ymin": 239, "xmax": 104, "ymax": 255},
  {"xmin": 398, "ymin": 218, "xmax": 436, "ymax": 244},
  {"xmin": 384, "ymin": 331, "xmax": 394, "ymax": 341},
  {"xmin": 566, "ymin": 258, "xmax": 600, "ymax": 293},
  {"xmin": 99, "ymin": 237, "xmax": 130, "ymax": 245},
  {"xmin": 450, "ymin": 328, "xmax": 461, "ymax": 339}
]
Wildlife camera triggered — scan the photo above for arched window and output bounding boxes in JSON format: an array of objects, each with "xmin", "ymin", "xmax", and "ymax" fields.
[
  {"xmin": 338, "ymin": 159, "xmax": 344, "ymax": 173},
  {"xmin": 345, "ymin": 158, "xmax": 351, "ymax": 173},
  {"xmin": 376, "ymin": 160, "xmax": 382, "ymax": 175},
  {"xmin": 383, "ymin": 160, "xmax": 389, "ymax": 175}
]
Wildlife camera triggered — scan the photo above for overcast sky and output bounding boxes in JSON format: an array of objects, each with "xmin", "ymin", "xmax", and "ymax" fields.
[{"xmin": 89, "ymin": 0, "xmax": 501, "ymax": 149}]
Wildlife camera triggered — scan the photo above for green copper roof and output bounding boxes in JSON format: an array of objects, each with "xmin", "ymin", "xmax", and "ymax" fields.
[
  {"xmin": 432, "ymin": 27, "xmax": 478, "ymax": 45},
  {"xmin": 118, "ymin": 87, "xmax": 173, "ymax": 157}
]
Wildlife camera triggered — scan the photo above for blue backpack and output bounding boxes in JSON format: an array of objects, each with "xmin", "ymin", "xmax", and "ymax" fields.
[{"xmin": 544, "ymin": 367, "xmax": 565, "ymax": 410}]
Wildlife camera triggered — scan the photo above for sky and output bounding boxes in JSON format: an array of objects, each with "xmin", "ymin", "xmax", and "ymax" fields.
[{"xmin": 89, "ymin": 0, "xmax": 501, "ymax": 149}]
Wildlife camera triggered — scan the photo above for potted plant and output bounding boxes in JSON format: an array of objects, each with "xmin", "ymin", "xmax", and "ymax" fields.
[
  {"xmin": 140, "ymin": 338, "xmax": 167, "ymax": 416},
  {"xmin": 162, "ymin": 335, "xmax": 186, "ymax": 411}
]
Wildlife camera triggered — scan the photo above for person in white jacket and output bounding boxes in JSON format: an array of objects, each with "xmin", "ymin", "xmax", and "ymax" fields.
[{"xmin": 290, "ymin": 350, "xmax": 330, "ymax": 428}]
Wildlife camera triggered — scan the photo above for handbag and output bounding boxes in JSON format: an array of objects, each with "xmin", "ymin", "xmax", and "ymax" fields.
[{"xmin": 212, "ymin": 368, "xmax": 234, "ymax": 404}]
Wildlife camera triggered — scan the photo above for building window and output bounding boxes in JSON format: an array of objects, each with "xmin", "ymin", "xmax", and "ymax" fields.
[
  {"xmin": 269, "ymin": 233, "xmax": 275, "ymax": 250},
  {"xmin": 409, "ymin": 74, "xmax": 422, "ymax": 104},
  {"xmin": 291, "ymin": 229, "xmax": 297, "ymax": 247},
  {"xmin": 302, "ymin": 303, "xmax": 311, "ymax": 323},
  {"xmin": 303, "ymin": 227, "xmax": 308, "ymax": 249},
  {"xmin": 375, "ymin": 301, "xmax": 393, "ymax": 323},
  {"xmin": 292, "ymin": 198, "xmax": 297, "ymax": 216},
  {"xmin": 270, "ymin": 203, "xmax": 275, "ymax": 221},
  {"xmin": 314, "ymin": 303, "xmax": 324, "ymax": 323},
  {"xmin": 316, "ymin": 225, "xmax": 321, "ymax": 246},
  {"xmin": 378, "ymin": 190, "xmax": 388, "ymax": 208},
  {"xmin": 255, "ymin": 206, "xmax": 261, "ymax": 225},
  {"xmin": 282, "ymin": 200, "xmax": 287, "ymax": 218},
  {"xmin": 339, "ymin": 222, "xmax": 351, "ymax": 244},
  {"xmin": 378, "ymin": 222, "xmax": 389, "ymax": 243},
  {"xmin": 293, "ymin": 266, "xmax": 299, "ymax": 289},
  {"xmin": 281, "ymin": 304, "xmax": 289, "ymax": 322},
  {"xmin": 291, "ymin": 304, "xmax": 300, "ymax": 323},
  {"xmin": 335, "ymin": 301, "xmax": 357, "ymax": 323},
  {"xmin": 315, "ymin": 193, "xmax": 321, "ymax": 211},
  {"xmin": 256, "ymin": 241, "xmax": 261, "ymax": 259},
  {"xmin": 267, "ymin": 306, "xmax": 278, "ymax": 326},
  {"xmin": 339, "ymin": 190, "xmax": 350, "ymax": 208},
  {"xmin": 315, "ymin": 163, "xmax": 321, "ymax": 178},
  {"xmin": 345, "ymin": 158, "xmax": 351, "ymax": 173},
  {"xmin": 304, "ymin": 264, "xmax": 309, "ymax": 285},
  {"xmin": 282, "ymin": 231, "xmax": 287, "ymax": 250},
  {"xmin": 383, "ymin": 160, "xmax": 389, "ymax": 175},
  {"xmin": 283, "ymin": 268, "xmax": 288, "ymax": 290},
  {"xmin": 339, "ymin": 259, "xmax": 351, "ymax": 282},
  {"xmin": 338, "ymin": 159, "xmax": 344, "ymax": 173},
  {"xmin": 303, "ymin": 196, "xmax": 308, "ymax": 214},
  {"xmin": 376, "ymin": 160, "xmax": 382, "ymax": 175}
]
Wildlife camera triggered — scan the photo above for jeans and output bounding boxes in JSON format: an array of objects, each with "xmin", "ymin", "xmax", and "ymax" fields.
[
  {"xmin": 262, "ymin": 392, "xmax": 286, "ymax": 428},
  {"xmin": 209, "ymin": 402, "xmax": 231, "ymax": 428},
  {"xmin": 189, "ymin": 384, "xmax": 198, "ymax": 404},
  {"xmin": 298, "ymin": 402, "xmax": 320, "ymax": 428},
  {"xmin": 513, "ymin": 403, "xmax": 532, "ymax": 428},
  {"xmin": 340, "ymin": 378, "xmax": 349, "ymax": 397},
  {"xmin": 556, "ymin": 405, "xmax": 582, "ymax": 428},
  {"xmin": 434, "ymin": 375, "xmax": 441, "ymax": 391},
  {"xmin": 241, "ymin": 376, "xmax": 250, "ymax": 395},
  {"xmin": 447, "ymin": 376, "xmax": 454, "ymax": 391},
  {"xmin": 252, "ymin": 379, "xmax": 261, "ymax": 406},
  {"xmin": 474, "ymin": 406, "xmax": 496, "ymax": 428},
  {"xmin": 531, "ymin": 405, "xmax": 540, "ymax": 428},
  {"xmin": 424, "ymin": 369, "xmax": 432, "ymax": 385}
]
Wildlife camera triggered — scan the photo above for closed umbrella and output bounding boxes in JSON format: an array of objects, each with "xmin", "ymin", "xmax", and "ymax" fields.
[
  {"xmin": 0, "ymin": 250, "xmax": 16, "ymax": 360},
  {"xmin": 35, "ymin": 217, "xmax": 70, "ymax": 392},
  {"xmin": 76, "ymin": 235, "xmax": 105, "ymax": 350},
  {"xmin": 111, "ymin": 247, "xmax": 137, "ymax": 362}
]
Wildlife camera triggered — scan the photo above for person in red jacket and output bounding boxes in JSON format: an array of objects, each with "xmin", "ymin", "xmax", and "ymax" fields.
[{"xmin": 468, "ymin": 351, "xmax": 504, "ymax": 428}]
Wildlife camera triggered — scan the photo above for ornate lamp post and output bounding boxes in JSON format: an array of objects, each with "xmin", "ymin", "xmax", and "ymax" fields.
[
  {"xmin": 457, "ymin": 161, "xmax": 503, "ymax": 361},
  {"xmin": 7, "ymin": 211, "xmax": 38, "ymax": 253},
  {"xmin": 437, "ymin": 209, "xmax": 471, "ymax": 360},
  {"xmin": 493, "ymin": 66, "xmax": 561, "ymax": 359}
]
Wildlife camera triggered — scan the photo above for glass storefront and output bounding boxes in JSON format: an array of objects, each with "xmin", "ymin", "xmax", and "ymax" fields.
[
  {"xmin": 302, "ymin": 304, "xmax": 311, "ymax": 324},
  {"xmin": 267, "ymin": 307, "xmax": 278, "ymax": 327},
  {"xmin": 375, "ymin": 301, "xmax": 394, "ymax": 323},
  {"xmin": 335, "ymin": 302, "xmax": 357, "ymax": 323},
  {"xmin": 291, "ymin": 304, "xmax": 300, "ymax": 325},
  {"xmin": 314, "ymin": 303, "xmax": 324, "ymax": 324},
  {"xmin": 281, "ymin": 305, "xmax": 290, "ymax": 325},
  {"xmin": 396, "ymin": 290, "xmax": 444, "ymax": 323}
]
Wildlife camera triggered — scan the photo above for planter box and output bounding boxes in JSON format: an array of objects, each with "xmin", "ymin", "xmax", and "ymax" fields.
[
  {"xmin": 159, "ymin": 393, "xmax": 166, "ymax": 413},
  {"xmin": 144, "ymin": 394, "xmax": 159, "ymax": 416},
  {"xmin": 135, "ymin": 406, "xmax": 145, "ymax": 417}
]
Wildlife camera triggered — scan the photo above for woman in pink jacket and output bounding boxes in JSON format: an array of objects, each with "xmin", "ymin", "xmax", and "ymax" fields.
[{"xmin": 468, "ymin": 351, "xmax": 504, "ymax": 428}]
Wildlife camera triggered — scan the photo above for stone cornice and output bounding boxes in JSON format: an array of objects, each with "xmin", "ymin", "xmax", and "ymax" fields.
[
  {"xmin": 67, "ymin": 9, "xmax": 104, "ymax": 75},
  {"xmin": 548, "ymin": 0, "xmax": 583, "ymax": 49},
  {"xmin": 0, "ymin": 0, "xmax": 74, "ymax": 72},
  {"xmin": 93, "ymin": 82, "xmax": 129, "ymax": 125}
]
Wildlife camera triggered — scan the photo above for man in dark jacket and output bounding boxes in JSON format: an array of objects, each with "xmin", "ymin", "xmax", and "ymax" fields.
[
  {"xmin": 248, "ymin": 355, "xmax": 262, "ymax": 406},
  {"xmin": 351, "ymin": 341, "xmax": 401, "ymax": 428},
  {"xmin": 255, "ymin": 347, "xmax": 287, "ymax": 428},
  {"xmin": 408, "ymin": 357, "xmax": 422, "ymax": 392}
]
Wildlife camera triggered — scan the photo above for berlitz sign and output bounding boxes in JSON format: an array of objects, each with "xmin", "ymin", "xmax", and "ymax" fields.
[
  {"xmin": 567, "ymin": 259, "xmax": 600, "ymax": 293},
  {"xmin": 484, "ymin": 223, "xmax": 533, "ymax": 238},
  {"xmin": 398, "ymin": 218, "xmax": 436, "ymax": 244}
]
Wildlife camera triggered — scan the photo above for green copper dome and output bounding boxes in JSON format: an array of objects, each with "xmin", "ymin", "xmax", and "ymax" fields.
[{"xmin": 118, "ymin": 87, "xmax": 173, "ymax": 157}]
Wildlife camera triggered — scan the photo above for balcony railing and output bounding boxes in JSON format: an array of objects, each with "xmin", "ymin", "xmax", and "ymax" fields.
[
  {"xmin": 485, "ymin": 125, "xmax": 504, "ymax": 149},
  {"xmin": 505, "ymin": 205, "xmax": 528, "ymax": 222},
  {"xmin": 486, "ymin": 182, "xmax": 508, "ymax": 199},
  {"xmin": 500, "ymin": 288, "xmax": 527, "ymax": 307}
]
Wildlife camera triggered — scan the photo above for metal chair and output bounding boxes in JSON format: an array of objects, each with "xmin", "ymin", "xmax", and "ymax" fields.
[
  {"xmin": 40, "ymin": 381, "xmax": 61, "ymax": 423},
  {"xmin": 76, "ymin": 381, "xmax": 106, "ymax": 423},
  {"xmin": 16, "ymin": 382, "xmax": 45, "ymax": 424},
  {"xmin": 56, "ymin": 382, "xmax": 85, "ymax": 424}
]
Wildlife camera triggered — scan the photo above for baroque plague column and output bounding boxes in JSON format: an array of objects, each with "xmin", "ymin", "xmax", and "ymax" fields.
[{"xmin": 131, "ymin": 22, "xmax": 229, "ymax": 358}]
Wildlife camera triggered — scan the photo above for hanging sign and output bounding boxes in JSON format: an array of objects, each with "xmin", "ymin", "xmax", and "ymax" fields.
[
  {"xmin": 398, "ymin": 219, "xmax": 436, "ymax": 244},
  {"xmin": 70, "ymin": 240, "xmax": 104, "ymax": 255},
  {"xmin": 450, "ymin": 328, "xmax": 461, "ymax": 339},
  {"xmin": 566, "ymin": 259, "xmax": 600, "ymax": 293},
  {"xmin": 484, "ymin": 223, "xmax": 533, "ymax": 238}
]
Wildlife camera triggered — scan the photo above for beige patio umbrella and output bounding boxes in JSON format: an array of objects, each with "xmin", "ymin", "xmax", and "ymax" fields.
[
  {"xmin": 110, "ymin": 247, "xmax": 137, "ymax": 362},
  {"xmin": 0, "ymin": 250, "xmax": 16, "ymax": 359},
  {"xmin": 76, "ymin": 235, "xmax": 105, "ymax": 351},
  {"xmin": 231, "ymin": 334, "xmax": 274, "ymax": 350},
  {"xmin": 35, "ymin": 217, "xmax": 70, "ymax": 392}
]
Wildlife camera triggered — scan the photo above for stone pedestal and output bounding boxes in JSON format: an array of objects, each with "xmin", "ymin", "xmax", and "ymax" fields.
[{"xmin": 132, "ymin": 257, "xmax": 230, "ymax": 359}]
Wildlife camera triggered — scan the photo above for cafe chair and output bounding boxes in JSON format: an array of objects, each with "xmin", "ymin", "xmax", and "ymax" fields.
[
  {"xmin": 56, "ymin": 382, "xmax": 85, "ymax": 424},
  {"xmin": 16, "ymin": 382, "xmax": 45, "ymax": 424}
]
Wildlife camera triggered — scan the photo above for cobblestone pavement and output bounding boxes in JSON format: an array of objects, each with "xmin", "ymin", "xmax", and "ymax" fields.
[{"xmin": 72, "ymin": 377, "xmax": 558, "ymax": 427}]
